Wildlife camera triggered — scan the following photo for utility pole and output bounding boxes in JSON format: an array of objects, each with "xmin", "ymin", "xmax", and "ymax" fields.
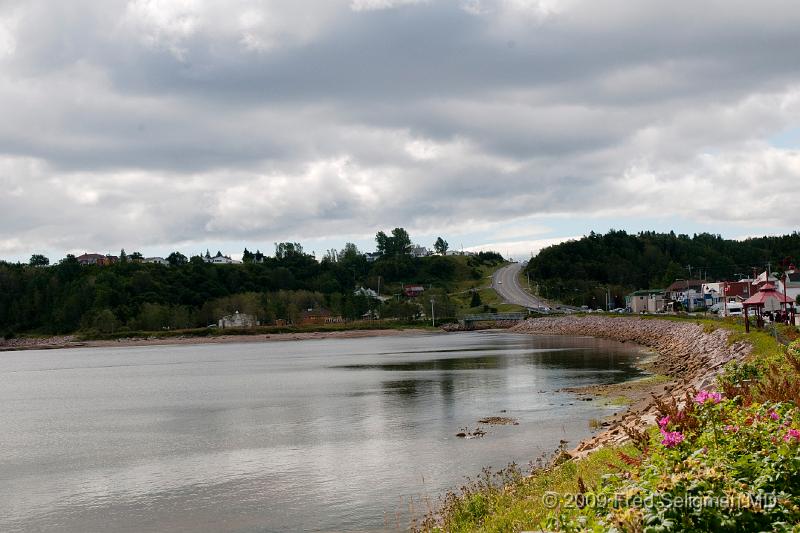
[{"xmin": 431, "ymin": 297, "xmax": 436, "ymax": 327}]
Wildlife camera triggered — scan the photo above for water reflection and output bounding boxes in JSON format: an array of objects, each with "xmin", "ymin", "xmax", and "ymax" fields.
[{"xmin": 0, "ymin": 331, "xmax": 644, "ymax": 532}]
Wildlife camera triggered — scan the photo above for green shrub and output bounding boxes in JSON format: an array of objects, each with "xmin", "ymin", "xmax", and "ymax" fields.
[{"xmin": 548, "ymin": 397, "xmax": 800, "ymax": 532}]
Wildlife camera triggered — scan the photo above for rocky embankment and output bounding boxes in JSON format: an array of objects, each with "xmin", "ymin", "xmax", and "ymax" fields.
[
  {"xmin": 0, "ymin": 335, "xmax": 78, "ymax": 351},
  {"xmin": 511, "ymin": 316, "xmax": 752, "ymax": 455}
]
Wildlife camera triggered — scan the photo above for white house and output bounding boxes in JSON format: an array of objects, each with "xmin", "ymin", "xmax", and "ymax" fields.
[
  {"xmin": 409, "ymin": 245, "xmax": 430, "ymax": 258},
  {"xmin": 205, "ymin": 251, "xmax": 242, "ymax": 264},
  {"xmin": 144, "ymin": 257, "xmax": 169, "ymax": 265},
  {"xmin": 218, "ymin": 311, "xmax": 259, "ymax": 328}
]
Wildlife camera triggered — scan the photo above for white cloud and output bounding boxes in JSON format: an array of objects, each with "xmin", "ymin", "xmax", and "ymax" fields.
[
  {"xmin": 1, "ymin": 1, "xmax": 800, "ymax": 261},
  {"xmin": 350, "ymin": 0, "xmax": 428, "ymax": 12}
]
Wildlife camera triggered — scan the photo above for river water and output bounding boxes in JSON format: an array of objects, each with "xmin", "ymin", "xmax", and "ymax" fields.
[{"xmin": 0, "ymin": 331, "xmax": 644, "ymax": 532}]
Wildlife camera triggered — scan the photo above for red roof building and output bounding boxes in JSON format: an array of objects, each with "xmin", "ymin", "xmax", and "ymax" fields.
[
  {"xmin": 743, "ymin": 282, "xmax": 796, "ymax": 331},
  {"xmin": 403, "ymin": 285, "xmax": 425, "ymax": 298},
  {"xmin": 722, "ymin": 281, "xmax": 753, "ymax": 300}
]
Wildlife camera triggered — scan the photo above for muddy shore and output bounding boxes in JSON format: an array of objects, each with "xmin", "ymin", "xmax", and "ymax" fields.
[
  {"xmin": 0, "ymin": 328, "xmax": 438, "ymax": 352},
  {"xmin": 511, "ymin": 316, "xmax": 752, "ymax": 455}
]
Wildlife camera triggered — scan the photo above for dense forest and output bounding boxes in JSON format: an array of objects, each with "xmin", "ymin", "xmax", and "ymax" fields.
[
  {"xmin": 0, "ymin": 234, "xmax": 504, "ymax": 337},
  {"xmin": 526, "ymin": 230, "xmax": 800, "ymax": 308}
]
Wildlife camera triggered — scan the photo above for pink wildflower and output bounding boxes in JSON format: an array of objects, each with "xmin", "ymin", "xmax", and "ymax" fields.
[
  {"xmin": 660, "ymin": 430, "xmax": 685, "ymax": 448},
  {"xmin": 784, "ymin": 429, "xmax": 800, "ymax": 442},
  {"xmin": 769, "ymin": 411, "xmax": 780, "ymax": 421},
  {"xmin": 694, "ymin": 390, "xmax": 722, "ymax": 404},
  {"xmin": 658, "ymin": 415, "xmax": 670, "ymax": 428},
  {"xmin": 725, "ymin": 425, "xmax": 739, "ymax": 433}
]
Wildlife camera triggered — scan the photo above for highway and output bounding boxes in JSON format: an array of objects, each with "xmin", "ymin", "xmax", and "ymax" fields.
[{"xmin": 491, "ymin": 262, "xmax": 548, "ymax": 309}]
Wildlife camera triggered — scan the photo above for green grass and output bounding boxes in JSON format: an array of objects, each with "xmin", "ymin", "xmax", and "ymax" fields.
[
  {"xmin": 448, "ymin": 262, "xmax": 527, "ymax": 315},
  {"xmin": 422, "ymin": 445, "xmax": 640, "ymax": 532}
]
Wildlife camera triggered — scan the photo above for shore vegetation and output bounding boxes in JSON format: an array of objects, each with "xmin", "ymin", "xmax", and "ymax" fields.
[{"xmin": 420, "ymin": 321, "xmax": 800, "ymax": 532}]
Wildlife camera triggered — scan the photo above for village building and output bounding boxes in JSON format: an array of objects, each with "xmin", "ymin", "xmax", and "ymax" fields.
[
  {"xmin": 354, "ymin": 286, "xmax": 379, "ymax": 299},
  {"xmin": 626, "ymin": 289, "xmax": 666, "ymax": 313},
  {"xmin": 299, "ymin": 308, "xmax": 344, "ymax": 325},
  {"xmin": 409, "ymin": 245, "xmax": 430, "ymax": 258},
  {"xmin": 144, "ymin": 257, "xmax": 169, "ymax": 265},
  {"xmin": 218, "ymin": 311, "xmax": 259, "ymax": 329},
  {"xmin": 742, "ymin": 282, "xmax": 797, "ymax": 330},
  {"xmin": 665, "ymin": 279, "xmax": 705, "ymax": 310},
  {"xmin": 403, "ymin": 284, "xmax": 425, "ymax": 298},
  {"xmin": 785, "ymin": 269, "xmax": 800, "ymax": 302},
  {"xmin": 203, "ymin": 251, "xmax": 242, "ymax": 264},
  {"xmin": 76, "ymin": 253, "xmax": 118, "ymax": 266}
]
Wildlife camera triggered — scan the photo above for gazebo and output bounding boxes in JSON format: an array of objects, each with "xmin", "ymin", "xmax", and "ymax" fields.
[{"xmin": 742, "ymin": 282, "xmax": 796, "ymax": 332}]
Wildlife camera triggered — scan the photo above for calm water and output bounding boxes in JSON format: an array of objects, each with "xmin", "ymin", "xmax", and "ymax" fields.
[{"xmin": 0, "ymin": 331, "xmax": 644, "ymax": 532}]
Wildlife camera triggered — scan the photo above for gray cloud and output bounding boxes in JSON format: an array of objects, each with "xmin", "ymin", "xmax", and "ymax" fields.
[{"xmin": 1, "ymin": 0, "xmax": 799, "ymax": 259}]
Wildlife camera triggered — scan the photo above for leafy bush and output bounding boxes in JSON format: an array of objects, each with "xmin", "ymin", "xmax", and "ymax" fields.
[{"xmin": 548, "ymin": 395, "xmax": 800, "ymax": 532}]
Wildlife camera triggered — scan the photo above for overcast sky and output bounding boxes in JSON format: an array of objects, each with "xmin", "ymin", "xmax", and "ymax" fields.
[{"xmin": 1, "ymin": 0, "xmax": 799, "ymax": 262}]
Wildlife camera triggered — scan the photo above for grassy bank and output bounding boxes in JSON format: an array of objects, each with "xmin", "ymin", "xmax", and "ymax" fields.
[
  {"xmin": 421, "ymin": 318, "xmax": 800, "ymax": 532},
  {"xmin": 76, "ymin": 320, "xmax": 441, "ymax": 341}
]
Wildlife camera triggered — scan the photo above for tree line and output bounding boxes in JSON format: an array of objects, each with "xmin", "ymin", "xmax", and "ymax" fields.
[
  {"xmin": 0, "ymin": 231, "xmax": 504, "ymax": 337},
  {"xmin": 525, "ymin": 230, "xmax": 800, "ymax": 308}
]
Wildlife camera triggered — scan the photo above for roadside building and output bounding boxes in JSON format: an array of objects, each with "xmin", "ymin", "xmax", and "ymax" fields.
[
  {"xmin": 666, "ymin": 279, "xmax": 705, "ymax": 310},
  {"xmin": 722, "ymin": 280, "xmax": 754, "ymax": 301},
  {"xmin": 626, "ymin": 289, "xmax": 666, "ymax": 313},
  {"xmin": 752, "ymin": 271, "xmax": 782, "ymax": 292},
  {"xmin": 784, "ymin": 269, "xmax": 800, "ymax": 302}
]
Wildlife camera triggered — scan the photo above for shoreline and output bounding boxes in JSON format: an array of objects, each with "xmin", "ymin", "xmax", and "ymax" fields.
[
  {"xmin": 0, "ymin": 327, "xmax": 442, "ymax": 352},
  {"xmin": 510, "ymin": 315, "xmax": 752, "ymax": 456}
]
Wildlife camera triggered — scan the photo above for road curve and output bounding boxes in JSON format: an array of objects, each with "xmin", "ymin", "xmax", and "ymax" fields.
[{"xmin": 491, "ymin": 262, "xmax": 547, "ymax": 309}]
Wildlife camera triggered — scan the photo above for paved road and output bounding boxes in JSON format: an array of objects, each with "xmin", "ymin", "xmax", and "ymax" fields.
[{"xmin": 491, "ymin": 262, "xmax": 548, "ymax": 309}]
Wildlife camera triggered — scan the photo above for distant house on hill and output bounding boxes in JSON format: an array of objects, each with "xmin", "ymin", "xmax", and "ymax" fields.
[
  {"xmin": 204, "ymin": 251, "xmax": 242, "ymax": 264},
  {"xmin": 300, "ymin": 307, "xmax": 344, "ymax": 325},
  {"xmin": 403, "ymin": 284, "xmax": 425, "ymax": 298},
  {"xmin": 409, "ymin": 245, "xmax": 430, "ymax": 258},
  {"xmin": 144, "ymin": 257, "xmax": 169, "ymax": 266},
  {"xmin": 218, "ymin": 311, "xmax": 259, "ymax": 329},
  {"xmin": 354, "ymin": 286, "xmax": 378, "ymax": 298},
  {"xmin": 76, "ymin": 253, "xmax": 117, "ymax": 266}
]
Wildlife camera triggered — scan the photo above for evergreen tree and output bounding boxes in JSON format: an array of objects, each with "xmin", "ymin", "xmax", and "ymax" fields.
[{"xmin": 434, "ymin": 237, "xmax": 449, "ymax": 255}]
